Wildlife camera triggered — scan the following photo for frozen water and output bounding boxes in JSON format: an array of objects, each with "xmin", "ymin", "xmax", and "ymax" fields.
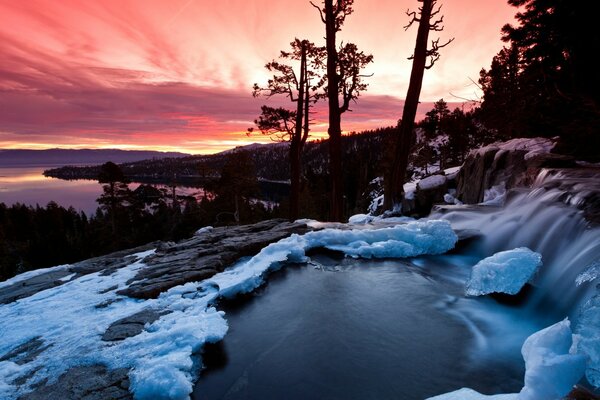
[
  {"xmin": 575, "ymin": 295, "xmax": 600, "ymax": 387},
  {"xmin": 427, "ymin": 319, "xmax": 586, "ymax": 400},
  {"xmin": 465, "ymin": 248, "xmax": 542, "ymax": 296},
  {"xmin": 519, "ymin": 318, "xmax": 587, "ymax": 399}
]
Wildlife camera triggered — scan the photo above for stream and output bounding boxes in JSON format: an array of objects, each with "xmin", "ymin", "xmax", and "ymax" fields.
[{"xmin": 192, "ymin": 168, "xmax": 600, "ymax": 400}]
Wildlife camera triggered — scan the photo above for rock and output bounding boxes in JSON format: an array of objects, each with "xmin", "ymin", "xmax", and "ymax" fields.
[
  {"xmin": 117, "ymin": 219, "xmax": 309, "ymax": 299},
  {"xmin": 0, "ymin": 270, "xmax": 72, "ymax": 305},
  {"xmin": 19, "ymin": 365, "xmax": 131, "ymax": 400},
  {"xmin": 0, "ymin": 337, "xmax": 48, "ymax": 365},
  {"xmin": 0, "ymin": 242, "xmax": 158, "ymax": 305},
  {"xmin": 101, "ymin": 309, "xmax": 166, "ymax": 342},
  {"xmin": 456, "ymin": 138, "xmax": 576, "ymax": 205}
]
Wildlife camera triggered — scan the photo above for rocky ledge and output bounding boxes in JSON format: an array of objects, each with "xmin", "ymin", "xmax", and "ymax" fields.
[{"xmin": 0, "ymin": 219, "xmax": 308, "ymax": 399}]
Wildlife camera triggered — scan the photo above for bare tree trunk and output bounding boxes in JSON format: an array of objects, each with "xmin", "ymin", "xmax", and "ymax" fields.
[
  {"xmin": 325, "ymin": 0, "xmax": 344, "ymax": 222},
  {"xmin": 289, "ymin": 42, "xmax": 307, "ymax": 221},
  {"xmin": 385, "ymin": 0, "xmax": 434, "ymax": 211}
]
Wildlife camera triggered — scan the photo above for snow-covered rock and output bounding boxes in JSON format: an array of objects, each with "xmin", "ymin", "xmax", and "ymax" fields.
[
  {"xmin": 465, "ymin": 248, "xmax": 542, "ymax": 296},
  {"xmin": 470, "ymin": 137, "xmax": 556, "ymax": 161},
  {"xmin": 427, "ymin": 319, "xmax": 587, "ymax": 400},
  {"xmin": 418, "ymin": 174, "xmax": 447, "ymax": 190}
]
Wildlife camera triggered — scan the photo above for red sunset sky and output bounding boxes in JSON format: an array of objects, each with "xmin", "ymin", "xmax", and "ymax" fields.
[{"xmin": 0, "ymin": 0, "xmax": 516, "ymax": 154}]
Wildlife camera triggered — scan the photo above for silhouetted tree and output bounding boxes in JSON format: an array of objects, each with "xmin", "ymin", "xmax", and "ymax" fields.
[
  {"xmin": 491, "ymin": 0, "xmax": 600, "ymax": 158},
  {"xmin": 385, "ymin": 0, "xmax": 453, "ymax": 211},
  {"xmin": 97, "ymin": 161, "xmax": 131, "ymax": 235},
  {"xmin": 251, "ymin": 39, "xmax": 324, "ymax": 221},
  {"xmin": 311, "ymin": 0, "xmax": 373, "ymax": 221},
  {"xmin": 214, "ymin": 151, "xmax": 260, "ymax": 224}
]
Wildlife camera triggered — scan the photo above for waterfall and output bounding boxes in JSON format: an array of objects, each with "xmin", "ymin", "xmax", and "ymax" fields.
[{"xmin": 431, "ymin": 167, "xmax": 600, "ymax": 318}]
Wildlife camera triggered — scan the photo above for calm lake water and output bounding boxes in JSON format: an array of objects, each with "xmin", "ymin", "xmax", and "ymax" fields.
[
  {"xmin": 0, "ymin": 165, "xmax": 206, "ymax": 215},
  {"xmin": 0, "ymin": 165, "xmax": 102, "ymax": 215}
]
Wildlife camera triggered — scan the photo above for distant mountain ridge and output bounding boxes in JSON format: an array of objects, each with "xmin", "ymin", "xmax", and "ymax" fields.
[
  {"xmin": 42, "ymin": 130, "xmax": 391, "ymax": 184},
  {"xmin": 0, "ymin": 149, "xmax": 190, "ymax": 167}
]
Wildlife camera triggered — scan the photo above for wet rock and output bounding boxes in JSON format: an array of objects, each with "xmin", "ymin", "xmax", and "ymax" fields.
[
  {"xmin": 101, "ymin": 309, "xmax": 166, "ymax": 341},
  {"xmin": 19, "ymin": 365, "xmax": 131, "ymax": 400}
]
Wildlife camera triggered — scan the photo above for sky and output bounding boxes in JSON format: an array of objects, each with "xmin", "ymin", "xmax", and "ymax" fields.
[{"xmin": 0, "ymin": 0, "xmax": 517, "ymax": 154}]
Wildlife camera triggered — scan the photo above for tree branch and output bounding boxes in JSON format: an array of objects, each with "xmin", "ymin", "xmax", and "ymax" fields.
[{"xmin": 309, "ymin": 1, "xmax": 326, "ymax": 23}]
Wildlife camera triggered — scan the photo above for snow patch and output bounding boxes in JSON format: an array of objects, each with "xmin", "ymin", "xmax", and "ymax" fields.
[
  {"xmin": 465, "ymin": 248, "xmax": 542, "ymax": 296},
  {"xmin": 194, "ymin": 226, "xmax": 213, "ymax": 236},
  {"xmin": 470, "ymin": 137, "xmax": 556, "ymax": 161},
  {"xmin": 417, "ymin": 174, "xmax": 447, "ymax": 190},
  {"xmin": 427, "ymin": 388, "xmax": 517, "ymax": 400}
]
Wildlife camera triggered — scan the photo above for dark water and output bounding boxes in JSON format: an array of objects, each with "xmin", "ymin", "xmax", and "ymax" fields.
[{"xmin": 193, "ymin": 254, "xmax": 531, "ymax": 400}]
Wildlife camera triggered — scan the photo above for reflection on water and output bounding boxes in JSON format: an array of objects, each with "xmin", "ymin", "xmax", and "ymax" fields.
[
  {"xmin": 0, "ymin": 166, "xmax": 101, "ymax": 214},
  {"xmin": 0, "ymin": 166, "xmax": 209, "ymax": 216}
]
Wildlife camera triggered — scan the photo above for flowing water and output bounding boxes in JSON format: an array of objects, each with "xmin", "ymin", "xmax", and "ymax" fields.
[{"xmin": 192, "ymin": 167, "xmax": 600, "ymax": 399}]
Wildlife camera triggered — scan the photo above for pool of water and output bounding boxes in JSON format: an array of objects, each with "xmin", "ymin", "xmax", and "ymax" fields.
[{"xmin": 193, "ymin": 252, "xmax": 545, "ymax": 400}]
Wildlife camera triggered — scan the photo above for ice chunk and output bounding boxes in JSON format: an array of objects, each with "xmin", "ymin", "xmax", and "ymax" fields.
[
  {"xmin": 519, "ymin": 318, "xmax": 587, "ymax": 399},
  {"xmin": 575, "ymin": 294, "xmax": 600, "ymax": 387},
  {"xmin": 465, "ymin": 248, "xmax": 542, "ymax": 296},
  {"xmin": 427, "ymin": 388, "xmax": 517, "ymax": 399},
  {"xmin": 575, "ymin": 260, "xmax": 600, "ymax": 286},
  {"xmin": 428, "ymin": 319, "xmax": 586, "ymax": 400},
  {"xmin": 322, "ymin": 220, "xmax": 457, "ymax": 258}
]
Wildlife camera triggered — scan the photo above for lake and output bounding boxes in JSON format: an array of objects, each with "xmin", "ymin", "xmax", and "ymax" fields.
[{"xmin": 0, "ymin": 165, "xmax": 207, "ymax": 215}]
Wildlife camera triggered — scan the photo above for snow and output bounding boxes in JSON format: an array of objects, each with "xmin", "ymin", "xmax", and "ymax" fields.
[
  {"xmin": 418, "ymin": 174, "xmax": 447, "ymax": 190},
  {"xmin": 482, "ymin": 183, "xmax": 507, "ymax": 206},
  {"xmin": 404, "ymin": 181, "xmax": 417, "ymax": 200},
  {"xmin": 194, "ymin": 226, "xmax": 213, "ymax": 236},
  {"xmin": 465, "ymin": 248, "xmax": 542, "ymax": 296},
  {"xmin": 427, "ymin": 388, "xmax": 517, "ymax": 400},
  {"xmin": 427, "ymin": 319, "xmax": 586, "ymax": 400},
  {"xmin": 0, "ymin": 250, "xmax": 229, "ymax": 400},
  {"xmin": 0, "ymin": 220, "xmax": 458, "ymax": 400},
  {"xmin": 444, "ymin": 166, "xmax": 462, "ymax": 180},
  {"xmin": 470, "ymin": 137, "xmax": 556, "ymax": 161},
  {"xmin": 574, "ymin": 294, "xmax": 600, "ymax": 387},
  {"xmin": 444, "ymin": 191, "xmax": 463, "ymax": 205}
]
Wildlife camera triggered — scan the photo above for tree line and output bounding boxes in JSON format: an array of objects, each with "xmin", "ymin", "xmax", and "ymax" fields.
[
  {"xmin": 250, "ymin": 0, "xmax": 599, "ymax": 221},
  {"xmin": 0, "ymin": 158, "xmax": 276, "ymax": 281}
]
